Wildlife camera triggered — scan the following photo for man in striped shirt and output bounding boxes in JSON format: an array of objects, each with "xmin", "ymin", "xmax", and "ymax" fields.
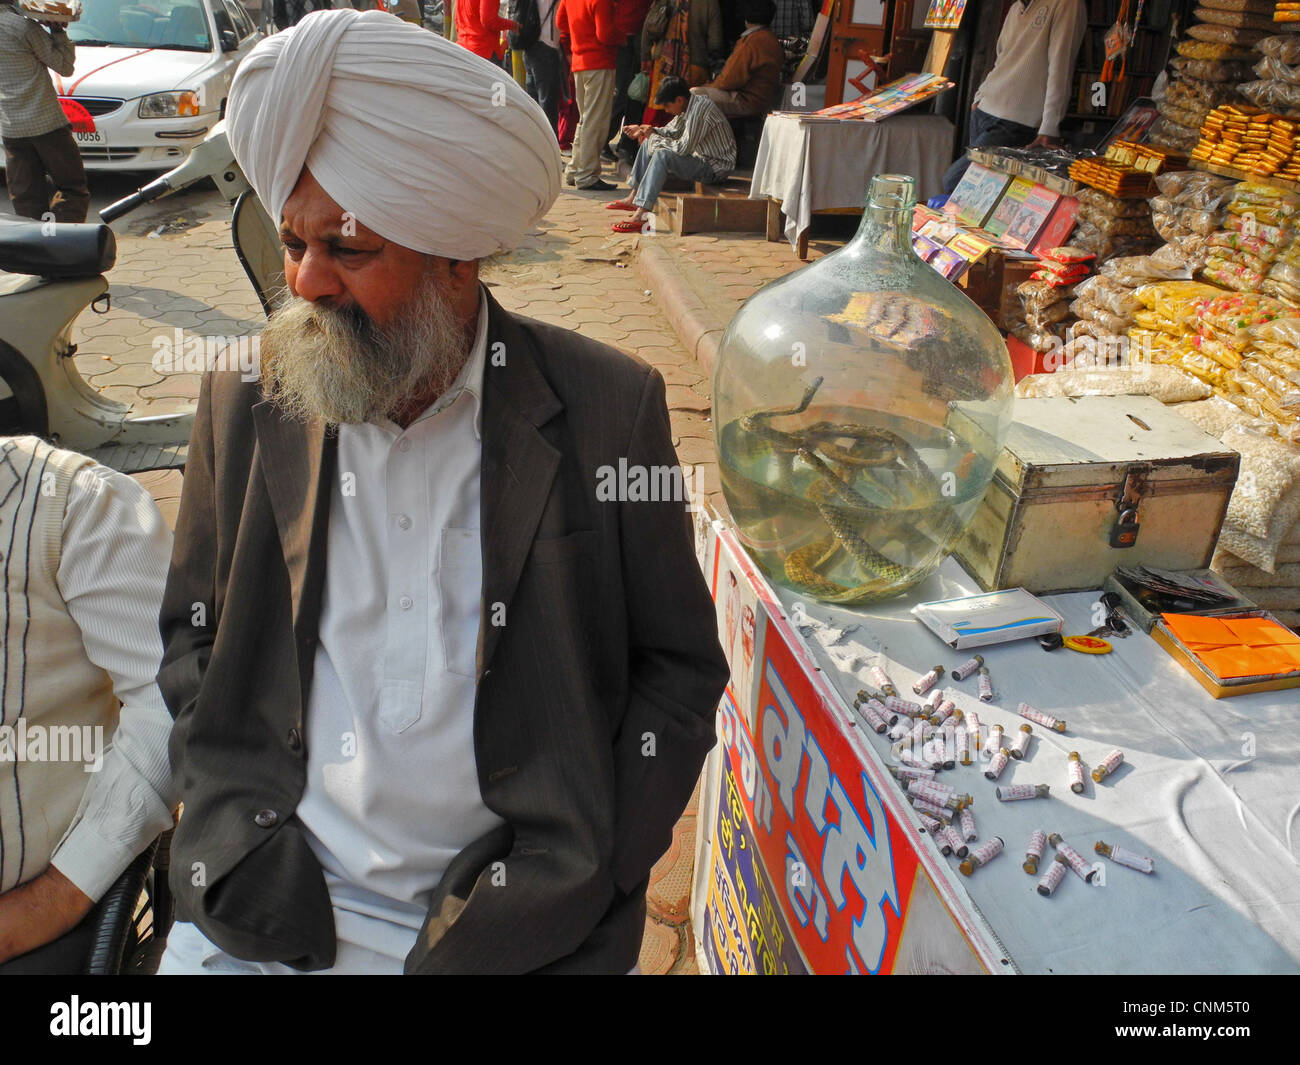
[{"xmin": 608, "ymin": 75, "xmax": 735, "ymax": 231}]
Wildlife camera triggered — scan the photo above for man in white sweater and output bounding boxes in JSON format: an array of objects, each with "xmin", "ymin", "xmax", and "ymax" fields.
[
  {"xmin": 0, "ymin": 436, "xmax": 175, "ymax": 973},
  {"xmin": 941, "ymin": 0, "xmax": 1087, "ymax": 193}
]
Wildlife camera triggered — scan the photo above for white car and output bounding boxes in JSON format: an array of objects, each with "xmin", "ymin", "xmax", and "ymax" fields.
[{"xmin": 54, "ymin": 0, "xmax": 263, "ymax": 171}]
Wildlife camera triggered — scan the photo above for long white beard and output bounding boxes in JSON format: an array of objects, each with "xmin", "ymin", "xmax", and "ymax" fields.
[{"xmin": 258, "ymin": 273, "xmax": 471, "ymax": 426}]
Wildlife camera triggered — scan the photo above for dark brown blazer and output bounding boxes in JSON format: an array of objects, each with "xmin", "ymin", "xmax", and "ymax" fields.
[{"xmin": 158, "ymin": 289, "xmax": 729, "ymax": 973}]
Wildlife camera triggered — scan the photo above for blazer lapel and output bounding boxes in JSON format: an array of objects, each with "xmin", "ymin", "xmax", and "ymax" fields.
[
  {"xmin": 252, "ymin": 401, "xmax": 334, "ymax": 699},
  {"xmin": 477, "ymin": 292, "xmax": 564, "ymax": 677}
]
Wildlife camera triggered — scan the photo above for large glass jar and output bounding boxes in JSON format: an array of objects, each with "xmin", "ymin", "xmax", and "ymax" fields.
[{"xmin": 714, "ymin": 173, "xmax": 1014, "ymax": 605}]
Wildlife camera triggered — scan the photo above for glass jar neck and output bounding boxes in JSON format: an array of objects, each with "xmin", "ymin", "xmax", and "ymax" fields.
[{"xmin": 847, "ymin": 174, "xmax": 916, "ymax": 258}]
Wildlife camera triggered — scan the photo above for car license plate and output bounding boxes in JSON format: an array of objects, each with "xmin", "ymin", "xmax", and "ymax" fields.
[{"xmin": 74, "ymin": 131, "xmax": 103, "ymax": 144}]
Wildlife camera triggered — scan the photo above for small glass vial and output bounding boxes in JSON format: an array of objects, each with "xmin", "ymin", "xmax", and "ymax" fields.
[
  {"xmin": 955, "ymin": 722, "xmax": 972, "ymax": 766},
  {"xmin": 983, "ymin": 723, "xmax": 1004, "ymax": 760},
  {"xmin": 1036, "ymin": 860, "xmax": 1068, "ymax": 896},
  {"xmin": 1096, "ymin": 840, "xmax": 1155, "ymax": 874},
  {"xmin": 910, "ymin": 796, "xmax": 950, "ymax": 823},
  {"xmin": 977, "ymin": 667, "xmax": 994, "ymax": 702},
  {"xmin": 870, "ymin": 665, "xmax": 892, "ymax": 692},
  {"xmin": 959, "ymin": 806, "xmax": 977, "ymax": 843},
  {"xmin": 984, "ymin": 747, "xmax": 1011, "ymax": 780},
  {"xmin": 1024, "ymin": 829, "xmax": 1047, "ymax": 874},
  {"xmin": 1017, "ymin": 701, "xmax": 1066, "ymax": 733},
  {"xmin": 930, "ymin": 696, "xmax": 957, "ymax": 727},
  {"xmin": 1049, "ymin": 833, "xmax": 1096, "ymax": 882},
  {"xmin": 1092, "ymin": 749, "xmax": 1124, "ymax": 784},
  {"xmin": 1067, "ymin": 751, "xmax": 1086, "ymax": 794},
  {"xmin": 942, "ymin": 825, "xmax": 969, "ymax": 859},
  {"xmin": 952, "ymin": 654, "xmax": 983, "ymax": 681},
  {"xmin": 965, "ymin": 710, "xmax": 981, "ymax": 750},
  {"xmin": 995, "ymin": 783, "xmax": 1050, "ymax": 801},
  {"xmin": 856, "ymin": 699, "xmax": 887, "ymax": 734},
  {"xmin": 959, "ymin": 836, "xmax": 1003, "ymax": 876},
  {"xmin": 1008, "ymin": 723, "xmax": 1033, "ymax": 760},
  {"xmin": 913, "ymin": 665, "xmax": 945, "ymax": 696}
]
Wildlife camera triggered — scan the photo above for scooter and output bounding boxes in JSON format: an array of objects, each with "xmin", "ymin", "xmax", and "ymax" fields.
[{"xmin": 0, "ymin": 122, "xmax": 281, "ymax": 473}]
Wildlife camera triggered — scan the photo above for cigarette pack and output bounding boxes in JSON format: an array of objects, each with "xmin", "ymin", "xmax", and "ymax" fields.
[{"xmin": 911, "ymin": 587, "xmax": 1064, "ymax": 650}]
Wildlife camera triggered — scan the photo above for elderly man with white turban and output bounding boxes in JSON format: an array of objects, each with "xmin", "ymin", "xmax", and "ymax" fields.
[{"xmin": 154, "ymin": 9, "xmax": 727, "ymax": 975}]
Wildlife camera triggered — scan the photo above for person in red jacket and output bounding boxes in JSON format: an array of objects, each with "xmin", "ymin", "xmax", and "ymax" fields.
[
  {"xmin": 456, "ymin": 0, "xmax": 519, "ymax": 64},
  {"xmin": 557, "ymin": 0, "xmax": 623, "ymax": 189}
]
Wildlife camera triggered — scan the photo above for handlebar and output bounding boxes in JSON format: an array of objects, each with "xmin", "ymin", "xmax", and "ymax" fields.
[{"xmin": 99, "ymin": 176, "xmax": 173, "ymax": 224}]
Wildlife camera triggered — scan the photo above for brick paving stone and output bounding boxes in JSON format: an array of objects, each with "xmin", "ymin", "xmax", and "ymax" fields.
[
  {"xmin": 637, "ymin": 920, "xmax": 679, "ymax": 975},
  {"xmin": 665, "ymin": 384, "xmax": 711, "ymax": 413}
]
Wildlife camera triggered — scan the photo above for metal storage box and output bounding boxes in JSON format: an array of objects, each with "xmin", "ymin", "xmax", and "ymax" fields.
[{"xmin": 952, "ymin": 396, "xmax": 1240, "ymax": 594}]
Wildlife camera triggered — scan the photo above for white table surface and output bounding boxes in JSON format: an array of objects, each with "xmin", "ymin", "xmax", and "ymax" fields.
[
  {"xmin": 750, "ymin": 112, "xmax": 955, "ymax": 251},
  {"xmin": 776, "ymin": 557, "xmax": 1300, "ymax": 974}
]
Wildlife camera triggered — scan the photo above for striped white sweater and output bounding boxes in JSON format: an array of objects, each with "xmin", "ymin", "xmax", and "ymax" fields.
[{"xmin": 0, "ymin": 436, "xmax": 175, "ymax": 903}]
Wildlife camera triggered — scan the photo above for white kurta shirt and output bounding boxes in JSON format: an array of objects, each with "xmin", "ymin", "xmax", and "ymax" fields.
[{"xmin": 295, "ymin": 292, "xmax": 504, "ymax": 969}]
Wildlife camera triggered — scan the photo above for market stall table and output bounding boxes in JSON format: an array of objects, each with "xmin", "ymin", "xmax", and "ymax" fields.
[
  {"xmin": 692, "ymin": 516, "xmax": 1300, "ymax": 975},
  {"xmin": 750, "ymin": 112, "xmax": 954, "ymax": 258}
]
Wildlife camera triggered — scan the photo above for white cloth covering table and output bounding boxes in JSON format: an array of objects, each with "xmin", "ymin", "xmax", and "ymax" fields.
[
  {"xmin": 750, "ymin": 112, "xmax": 954, "ymax": 253},
  {"xmin": 780, "ymin": 557, "xmax": 1300, "ymax": 974}
]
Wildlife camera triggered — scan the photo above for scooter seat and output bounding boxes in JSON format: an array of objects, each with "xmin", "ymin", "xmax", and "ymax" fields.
[{"xmin": 0, "ymin": 214, "xmax": 116, "ymax": 279}]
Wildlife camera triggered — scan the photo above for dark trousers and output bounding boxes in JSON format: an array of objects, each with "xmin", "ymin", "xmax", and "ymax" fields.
[
  {"xmin": 524, "ymin": 40, "xmax": 563, "ymax": 135},
  {"xmin": 3, "ymin": 125, "xmax": 90, "ymax": 224},
  {"xmin": 941, "ymin": 108, "xmax": 1037, "ymax": 194},
  {"xmin": 608, "ymin": 35, "xmax": 640, "ymax": 156}
]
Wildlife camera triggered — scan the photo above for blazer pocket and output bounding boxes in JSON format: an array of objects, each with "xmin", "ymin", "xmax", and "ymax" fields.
[{"xmin": 527, "ymin": 529, "xmax": 599, "ymax": 565}]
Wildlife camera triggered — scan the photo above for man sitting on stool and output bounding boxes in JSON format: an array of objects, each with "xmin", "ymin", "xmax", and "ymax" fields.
[
  {"xmin": 608, "ymin": 75, "xmax": 736, "ymax": 232},
  {"xmin": 690, "ymin": 0, "xmax": 783, "ymax": 118}
]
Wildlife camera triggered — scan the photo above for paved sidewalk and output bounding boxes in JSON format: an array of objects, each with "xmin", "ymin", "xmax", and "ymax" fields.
[{"xmin": 93, "ymin": 165, "xmax": 820, "ymax": 975}]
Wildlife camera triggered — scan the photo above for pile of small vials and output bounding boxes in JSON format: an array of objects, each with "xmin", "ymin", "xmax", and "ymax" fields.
[{"xmin": 852, "ymin": 655, "xmax": 1157, "ymax": 893}]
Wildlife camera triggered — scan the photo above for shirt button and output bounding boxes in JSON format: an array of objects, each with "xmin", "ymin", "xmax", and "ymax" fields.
[
  {"xmin": 287, "ymin": 728, "xmax": 302, "ymax": 751},
  {"xmin": 397, "ymin": 514, "xmax": 412, "ymax": 530},
  {"xmin": 397, "ymin": 438, "xmax": 412, "ymax": 452},
  {"xmin": 254, "ymin": 809, "xmax": 279, "ymax": 828},
  {"xmin": 399, "ymin": 595, "xmax": 413, "ymax": 610}
]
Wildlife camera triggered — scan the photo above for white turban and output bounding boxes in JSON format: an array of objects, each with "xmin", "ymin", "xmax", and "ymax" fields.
[{"xmin": 226, "ymin": 9, "xmax": 561, "ymax": 261}]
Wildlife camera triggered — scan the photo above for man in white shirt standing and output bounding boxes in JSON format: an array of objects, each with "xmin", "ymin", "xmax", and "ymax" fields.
[
  {"xmin": 941, "ymin": 0, "xmax": 1087, "ymax": 194},
  {"xmin": 0, "ymin": 436, "xmax": 175, "ymax": 973}
]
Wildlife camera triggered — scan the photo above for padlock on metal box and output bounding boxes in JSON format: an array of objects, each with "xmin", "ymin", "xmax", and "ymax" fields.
[{"xmin": 951, "ymin": 396, "xmax": 1240, "ymax": 595}]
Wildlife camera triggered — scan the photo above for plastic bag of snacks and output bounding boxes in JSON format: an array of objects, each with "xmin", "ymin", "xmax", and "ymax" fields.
[
  {"xmin": 1186, "ymin": 23, "xmax": 1269, "ymax": 44},
  {"xmin": 1075, "ymin": 188, "xmax": 1149, "ymax": 217},
  {"xmin": 1026, "ymin": 301, "xmax": 1071, "ymax": 331},
  {"xmin": 1016, "ymin": 278, "xmax": 1066, "ymax": 314},
  {"xmin": 1012, "ymin": 322, "xmax": 1066, "ymax": 354},
  {"xmin": 1254, "ymin": 54, "xmax": 1300, "ymax": 84},
  {"xmin": 1041, "ymin": 245, "xmax": 1095, "ymax": 266},
  {"xmin": 1252, "ymin": 315, "xmax": 1300, "ymax": 346},
  {"xmin": 1259, "ymin": 34, "xmax": 1300, "ymax": 64},
  {"xmin": 1207, "ymin": 227, "xmax": 1283, "ymax": 260},
  {"xmin": 1241, "ymin": 358, "xmax": 1300, "ymax": 406},
  {"xmin": 1171, "ymin": 394, "xmax": 1264, "ymax": 439},
  {"xmin": 1073, "ymin": 274, "xmax": 1144, "ymax": 316},
  {"xmin": 1263, "ymin": 278, "xmax": 1300, "ymax": 305},
  {"xmin": 1131, "ymin": 279, "xmax": 1224, "ymax": 307},
  {"xmin": 1187, "ymin": 292, "xmax": 1293, "ymax": 349},
  {"xmin": 1100, "ymin": 255, "xmax": 1189, "ymax": 286},
  {"xmin": 1202, "ymin": 253, "xmax": 1266, "ymax": 292},
  {"xmin": 1238, "ymin": 79, "xmax": 1300, "ymax": 118},
  {"xmin": 1194, "ymin": 6, "xmax": 1293, "ymax": 30},
  {"xmin": 1154, "ymin": 170, "xmax": 1236, "ymax": 209},
  {"xmin": 1176, "ymin": 39, "xmax": 1257, "ymax": 59},
  {"xmin": 1015, "ymin": 364, "xmax": 1212, "ymax": 403},
  {"xmin": 1070, "ymin": 298, "xmax": 1135, "ymax": 335},
  {"xmin": 1147, "ymin": 118, "xmax": 1203, "ymax": 152},
  {"xmin": 1170, "ymin": 55, "xmax": 1258, "ymax": 81}
]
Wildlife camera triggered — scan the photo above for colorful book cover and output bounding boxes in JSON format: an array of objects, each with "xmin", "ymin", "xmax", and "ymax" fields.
[
  {"xmin": 982, "ymin": 176, "xmax": 1035, "ymax": 240},
  {"xmin": 923, "ymin": 0, "xmax": 968, "ymax": 29},
  {"xmin": 1028, "ymin": 196, "xmax": 1081, "ymax": 256},
  {"xmin": 813, "ymin": 73, "xmax": 953, "ymax": 122},
  {"xmin": 1003, "ymin": 182, "xmax": 1062, "ymax": 250},
  {"xmin": 947, "ymin": 164, "xmax": 1011, "ymax": 228},
  {"xmin": 947, "ymin": 230, "xmax": 996, "ymax": 265},
  {"xmin": 912, "ymin": 233, "xmax": 945, "ymax": 261},
  {"xmin": 929, "ymin": 245, "xmax": 969, "ymax": 280},
  {"xmin": 919, "ymin": 216, "xmax": 961, "ymax": 243}
]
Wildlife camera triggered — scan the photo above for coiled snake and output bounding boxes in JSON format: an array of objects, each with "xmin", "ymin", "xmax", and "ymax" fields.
[{"xmin": 736, "ymin": 377, "xmax": 952, "ymax": 604}]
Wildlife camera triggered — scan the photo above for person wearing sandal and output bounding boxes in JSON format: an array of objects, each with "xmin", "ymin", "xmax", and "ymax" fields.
[{"xmin": 607, "ymin": 74, "xmax": 734, "ymax": 232}]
